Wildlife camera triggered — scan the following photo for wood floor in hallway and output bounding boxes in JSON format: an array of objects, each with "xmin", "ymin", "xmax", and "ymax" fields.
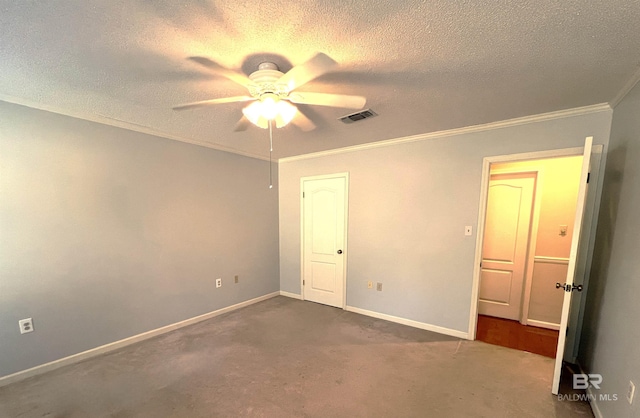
[{"xmin": 476, "ymin": 314, "xmax": 560, "ymax": 358}]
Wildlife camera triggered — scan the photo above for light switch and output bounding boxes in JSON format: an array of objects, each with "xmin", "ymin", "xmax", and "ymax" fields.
[
  {"xmin": 560, "ymin": 225, "xmax": 568, "ymax": 236},
  {"xmin": 465, "ymin": 226, "xmax": 473, "ymax": 236}
]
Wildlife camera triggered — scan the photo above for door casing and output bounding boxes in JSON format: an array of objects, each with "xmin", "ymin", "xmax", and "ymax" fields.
[{"xmin": 469, "ymin": 144, "xmax": 604, "ymax": 363}]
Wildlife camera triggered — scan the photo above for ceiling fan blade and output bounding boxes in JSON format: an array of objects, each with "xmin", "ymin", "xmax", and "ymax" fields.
[
  {"xmin": 278, "ymin": 53, "xmax": 338, "ymax": 92},
  {"xmin": 288, "ymin": 92, "xmax": 366, "ymax": 109},
  {"xmin": 188, "ymin": 57, "xmax": 253, "ymax": 86},
  {"xmin": 234, "ymin": 116, "xmax": 252, "ymax": 132},
  {"xmin": 173, "ymin": 96, "xmax": 254, "ymax": 110},
  {"xmin": 291, "ymin": 111, "xmax": 316, "ymax": 132}
]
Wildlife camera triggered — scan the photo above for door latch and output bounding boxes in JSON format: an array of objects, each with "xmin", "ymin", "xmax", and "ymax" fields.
[{"xmin": 556, "ymin": 282, "xmax": 583, "ymax": 292}]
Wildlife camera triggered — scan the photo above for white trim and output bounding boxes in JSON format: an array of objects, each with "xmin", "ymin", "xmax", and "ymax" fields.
[
  {"xmin": 279, "ymin": 104, "xmax": 611, "ymax": 163},
  {"xmin": 552, "ymin": 137, "xmax": 593, "ymax": 394},
  {"xmin": 345, "ymin": 306, "xmax": 469, "ymax": 340},
  {"xmin": 526, "ymin": 319, "xmax": 560, "ymax": 331},
  {"xmin": 534, "ymin": 256, "xmax": 570, "ymax": 265},
  {"xmin": 484, "ymin": 147, "xmax": 585, "ymax": 164},
  {"xmin": 279, "ymin": 291, "xmax": 303, "ymax": 300},
  {"xmin": 578, "ymin": 363, "xmax": 604, "ymax": 418},
  {"xmin": 586, "ymin": 386, "xmax": 604, "ymax": 418},
  {"xmin": 524, "ymin": 171, "xmax": 542, "ymax": 327},
  {"xmin": 566, "ymin": 147, "xmax": 604, "ymax": 364},
  {"xmin": 0, "ymin": 95, "xmax": 270, "ymax": 162},
  {"xmin": 469, "ymin": 157, "xmax": 491, "ymax": 340},
  {"xmin": 300, "ymin": 172, "xmax": 350, "ymax": 309},
  {"xmin": 299, "ymin": 178, "xmax": 304, "ymax": 300},
  {"xmin": 0, "ymin": 292, "xmax": 279, "ymax": 387},
  {"xmin": 467, "ymin": 144, "xmax": 604, "ymax": 340},
  {"xmin": 2, "ymin": 94, "xmax": 612, "ymax": 165},
  {"xmin": 609, "ymin": 65, "xmax": 640, "ymax": 108}
]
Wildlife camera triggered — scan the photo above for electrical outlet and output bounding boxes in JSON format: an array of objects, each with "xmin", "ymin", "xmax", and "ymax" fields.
[
  {"xmin": 216, "ymin": 278, "xmax": 222, "ymax": 288},
  {"xmin": 367, "ymin": 281, "xmax": 373, "ymax": 289},
  {"xmin": 376, "ymin": 282, "xmax": 382, "ymax": 291},
  {"xmin": 628, "ymin": 380, "xmax": 636, "ymax": 405},
  {"xmin": 19, "ymin": 318, "xmax": 34, "ymax": 334},
  {"xmin": 234, "ymin": 275, "xmax": 239, "ymax": 283}
]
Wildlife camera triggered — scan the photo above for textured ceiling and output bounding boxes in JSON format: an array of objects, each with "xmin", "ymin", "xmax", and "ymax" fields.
[{"xmin": 1, "ymin": 0, "xmax": 640, "ymax": 159}]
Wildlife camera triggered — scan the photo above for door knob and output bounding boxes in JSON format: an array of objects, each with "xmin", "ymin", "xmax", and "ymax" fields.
[
  {"xmin": 556, "ymin": 282, "xmax": 583, "ymax": 292},
  {"xmin": 337, "ymin": 249, "xmax": 343, "ymax": 254}
]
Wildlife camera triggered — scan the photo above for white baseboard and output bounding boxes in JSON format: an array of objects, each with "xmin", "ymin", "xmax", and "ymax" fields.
[
  {"xmin": 279, "ymin": 291, "xmax": 303, "ymax": 300},
  {"xmin": 586, "ymin": 386, "xmax": 604, "ymax": 418},
  {"xmin": 0, "ymin": 291, "xmax": 280, "ymax": 387},
  {"xmin": 577, "ymin": 362, "xmax": 603, "ymax": 418},
  {"xmin": 526, "ymin": 319, "xmax": 561, "ymax": 331},
  {"xmin": 345, "ymin": 306, "xmax": 469, "ymax": 340}
]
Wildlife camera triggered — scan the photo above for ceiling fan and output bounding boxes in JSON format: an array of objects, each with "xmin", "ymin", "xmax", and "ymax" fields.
[{"xmin": 173, "ymin": 53, "xmax": 366, "ymax": 131}]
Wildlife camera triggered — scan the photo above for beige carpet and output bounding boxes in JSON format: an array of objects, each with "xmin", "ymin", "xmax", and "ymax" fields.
[{"xmin": 0, "ymin": 296, "xmax": 593, "ymax": 417}]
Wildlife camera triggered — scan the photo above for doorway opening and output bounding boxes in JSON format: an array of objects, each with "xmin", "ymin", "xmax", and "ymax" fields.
[
  {"xmin": 476, "ymin": 155, "xmax": 584, "ymax": 357},
  {"xmin": 469, "ymin": 138, "xmax": 603, "ymax": 395}
]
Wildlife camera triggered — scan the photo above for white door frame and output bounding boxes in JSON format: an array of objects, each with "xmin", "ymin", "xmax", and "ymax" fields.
[
  {"xmin": 299, "ymin": 172, "xmax": 349, "ymax": 309},
  {"xmin": 469, "ymin": 144, "xmax": 603, "ymax": 341}
]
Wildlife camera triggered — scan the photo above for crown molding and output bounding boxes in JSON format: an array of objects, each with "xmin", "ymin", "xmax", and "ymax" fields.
[
  {"xmin": 278, "ymin": 103, "xmax": 612, "ymax": 163},
  {"xmin": 1, "ymin": 94, "xmax": 613, "ymax": 165},
  {"xmin": 609, "ymin": 65, "xmax": 640, "ymax": 109},
  {"xmin": 0, "ymin": 94, "xmax": 270, "ymax": 162}
]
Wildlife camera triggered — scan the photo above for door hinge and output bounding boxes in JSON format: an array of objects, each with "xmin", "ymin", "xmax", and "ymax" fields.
[
  {"xmin": 587, "ymin": 172, "xmax": 590, "ymax": 183},
  {"xmin": 303, "ymin": 192, "xmax": 305, "ymax": 198},
  {"xmin": 303, "ymin": 280, "xmax": 305, "ymax": 285}
]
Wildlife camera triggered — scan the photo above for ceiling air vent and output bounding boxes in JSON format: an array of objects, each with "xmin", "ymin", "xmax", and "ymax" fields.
[{"xmin": 339, "ymin": 109, "xmax": 377, "ymax": 124}]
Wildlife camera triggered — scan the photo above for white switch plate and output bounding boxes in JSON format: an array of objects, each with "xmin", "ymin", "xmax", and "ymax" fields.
[
  {"xmin": 465, "ymin": 226, "xmax": 473, "ymax": 236},
  {"xmin": 216, "ymin": 278, "xmax": 222, "ymax": 288},
  {"xmin": 367, "ymin": 281, "xmax": 373, "ymax": 289}
]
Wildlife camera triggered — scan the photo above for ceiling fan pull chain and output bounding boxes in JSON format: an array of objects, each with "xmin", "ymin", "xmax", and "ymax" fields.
[{"xmin": 269, "ymin": 119, "xmax": 273, "ymax": 189}]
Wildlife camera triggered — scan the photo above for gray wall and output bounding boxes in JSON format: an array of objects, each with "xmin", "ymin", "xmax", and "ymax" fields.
[
  {"xmin": 279, "ymin": 111, "xmax": 612, "ymax": 334},
  {"xmin": 580, "ymin": 82, "xmax": 640, "ymax": 417},
  {"xmin": 0, "ymin": 101, "xmax": 280, "ymax": 377}
]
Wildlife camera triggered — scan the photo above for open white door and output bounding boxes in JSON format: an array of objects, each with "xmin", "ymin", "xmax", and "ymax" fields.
[{"xmin": 551, "ymin": 136, "xmax": 593, "ymax": 395}]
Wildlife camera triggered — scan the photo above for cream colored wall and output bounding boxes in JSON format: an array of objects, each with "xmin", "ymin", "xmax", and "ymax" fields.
[{"xmin": 491, "ymin": 156, "xmax": 583, "ymax": 325}]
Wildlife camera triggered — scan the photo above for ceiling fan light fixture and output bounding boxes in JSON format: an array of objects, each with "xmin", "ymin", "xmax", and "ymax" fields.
[
  {"xmin": 177, "ymin": 53, "xmax": 362, "ymax": 133},
  {"xmin": 242, "ymin": 94, "xmax": 298, "ymax": 129},
  {"xmin": 275, "ymin": 100, "xmax": 297, "ymax": 128},
  {"xmin": 260, "ymin": 93, "xmax": 280, "ymax": 120},
  {"xmin": 242, "ymin": 100, "xmax": 269, "ymax": 129}
]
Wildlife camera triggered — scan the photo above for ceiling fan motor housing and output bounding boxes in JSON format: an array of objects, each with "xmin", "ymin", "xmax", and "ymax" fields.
[{"xmin": 248, "ymin": 63, "xmax": 287, "ymax": 99}]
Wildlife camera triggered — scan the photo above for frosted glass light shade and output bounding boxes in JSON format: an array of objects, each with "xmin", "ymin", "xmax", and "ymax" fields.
[{"xmin": 242, "ymin": 95, "xmax": 298, "ymax": 129}]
